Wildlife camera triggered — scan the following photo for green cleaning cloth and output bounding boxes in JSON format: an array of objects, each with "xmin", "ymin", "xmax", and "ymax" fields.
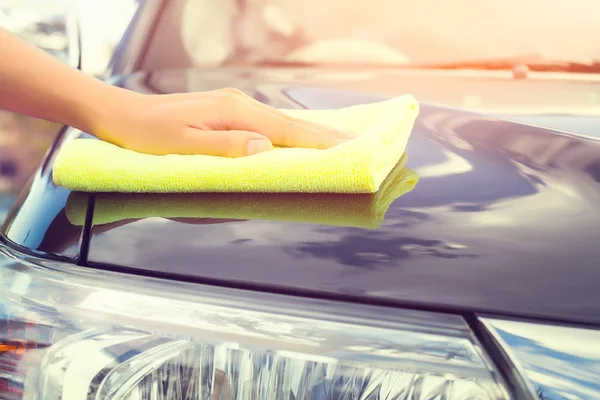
[{"xmin": 65, "ymin": 153, "xmax": 419, "ymax": 229}]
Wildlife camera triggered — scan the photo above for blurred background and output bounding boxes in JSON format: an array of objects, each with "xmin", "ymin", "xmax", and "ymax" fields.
[{"xmin": 0, "ymin": 0, "xmax": 137, "ymax": 219}]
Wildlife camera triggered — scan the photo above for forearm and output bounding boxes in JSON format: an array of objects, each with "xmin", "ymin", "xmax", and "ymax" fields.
[{"xmin": 0, "ymin": 27, "xmax": 137, "ymax": 137}]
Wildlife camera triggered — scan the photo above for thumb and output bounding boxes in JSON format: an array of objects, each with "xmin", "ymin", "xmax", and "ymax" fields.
[{"xmin": 167, "ymin": 127, "xmax": 274, "ymax": 157}]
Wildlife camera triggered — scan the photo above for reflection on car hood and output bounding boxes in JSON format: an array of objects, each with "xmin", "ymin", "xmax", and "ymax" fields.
[
  {"xmin": 4, "ymin": 67, "xmax": 600, "ymax": 325},
  {"xmin": 131, "ymin": 67, "xmax": 600, "ymax": 136}
]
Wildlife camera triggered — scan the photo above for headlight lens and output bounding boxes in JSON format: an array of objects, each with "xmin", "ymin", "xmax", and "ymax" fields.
[{"xmin": 0, "ymin": 247, "xmax": 510, "ymax": 399}]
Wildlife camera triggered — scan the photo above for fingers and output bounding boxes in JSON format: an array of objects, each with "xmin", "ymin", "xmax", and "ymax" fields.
[
  {"xmin": 214, "ymin": 89, "xmax": 354, "ymax": 149},
  {"xmin": 131, "ymin": 89, "xmax": 355, "ymax": 157},
  {"xmin": 237, "ymin": 92, "xmax": 357, "ymax": 140},
  {"xmin": 238, "ymin": 103, "xmax": 348, "ymax": 149},
  {"xmin": 295, "ymin": 119, "xmax": 357, "ymax": 140},
  {"xmin": 166, "ymin": 127, "xmax": 273, "ymax": 157}
]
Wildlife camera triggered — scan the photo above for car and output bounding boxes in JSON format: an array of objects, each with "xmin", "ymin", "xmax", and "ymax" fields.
[{"xmin": 1, "ymin": 0, "xmax": 600, "ymax": 399}]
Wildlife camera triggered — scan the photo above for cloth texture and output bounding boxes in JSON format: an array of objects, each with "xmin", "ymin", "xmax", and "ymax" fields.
[
  {"xmin": 52, "ymin": 95, "xmax": 418, "ymax": 194},
  {"xmin": 65, "ymin": 153, "xmax": 418, "ymax": 229}
]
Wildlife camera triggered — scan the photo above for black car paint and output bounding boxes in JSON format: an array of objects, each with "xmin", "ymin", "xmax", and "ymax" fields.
[
  {"xmin": 3, "ymin": 68, "xmax": 600, "ymax": 328},
  {"xmin": 1, "ymin": 128, "xmax": 87, "ymax": 261}
]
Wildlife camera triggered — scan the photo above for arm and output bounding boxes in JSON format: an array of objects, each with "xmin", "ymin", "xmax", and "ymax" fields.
[
  {"xmin": 0, "ymin": 27, "xmax": 127, "ymax": 135},
  {"xmin": 0, "ymin": 28, "xmax": 351, "ymax": 157}
]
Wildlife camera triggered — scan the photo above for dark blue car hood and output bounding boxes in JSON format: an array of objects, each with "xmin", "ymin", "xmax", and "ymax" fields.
[{"xmin": 4, "ymin": 67, "xmax": 600, "ymax": 325}]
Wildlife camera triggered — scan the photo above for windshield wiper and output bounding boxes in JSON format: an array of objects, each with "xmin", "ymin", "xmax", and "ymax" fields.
[
  {"xmin": 242, "ymin": 54, "xmax": 600, "ymax": 75},
  {"xmin": 413, "ymin": 54, "xmax": 600, "ymax": 73}
]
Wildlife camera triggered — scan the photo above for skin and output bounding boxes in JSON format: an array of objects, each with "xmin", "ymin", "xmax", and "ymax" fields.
[{"xmin": 0, "ymin": 27, "xmax": 352, "ymax": 157}]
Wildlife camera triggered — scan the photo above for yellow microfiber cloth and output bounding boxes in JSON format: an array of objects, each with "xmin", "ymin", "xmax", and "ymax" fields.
[
  {"xmin": 52, "ymin": 95, "xmax": 418, "ymax": 194},
  {"xmin": 64, "ymin": 153, "xmax": 419, "ymax": 229}
]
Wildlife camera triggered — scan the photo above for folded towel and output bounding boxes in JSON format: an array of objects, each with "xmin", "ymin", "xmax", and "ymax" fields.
[
  {"xmin": 65, "ymin": 153, "xmax": 419, "ymax": 229},
  {"xmin": 52, "ymin": 95, "xmax": 418, "ymax": 194}
]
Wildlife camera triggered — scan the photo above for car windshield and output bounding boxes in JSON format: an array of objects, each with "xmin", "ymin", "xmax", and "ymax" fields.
[{"xmin": 144, "ymin": 0, "xmax": 600, "ymax": 71}]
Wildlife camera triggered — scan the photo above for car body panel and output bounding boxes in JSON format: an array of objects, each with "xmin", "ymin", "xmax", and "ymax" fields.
[{"xmin": 3, "ymin": 68, "xmax": 600, "ymax": 326}]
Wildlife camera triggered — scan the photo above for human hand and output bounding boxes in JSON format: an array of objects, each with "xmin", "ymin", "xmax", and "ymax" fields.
[
  {"xmin": 95, "ymin": 88, "xmax": 354, "ymax": 157},
  {"xmin": 0, "ymin": 30, "xmax": 353, "ymax": 158}
]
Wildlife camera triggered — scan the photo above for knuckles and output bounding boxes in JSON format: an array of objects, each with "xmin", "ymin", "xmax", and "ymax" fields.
[{"xmin": 217, "ymin": 88, "xmax": 247, "ymax": 103}]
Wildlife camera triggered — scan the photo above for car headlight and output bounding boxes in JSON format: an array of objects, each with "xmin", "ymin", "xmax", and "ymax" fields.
[{"xmin": 0, "ymin": 246, "xmax": 511, "ymax": 400}]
